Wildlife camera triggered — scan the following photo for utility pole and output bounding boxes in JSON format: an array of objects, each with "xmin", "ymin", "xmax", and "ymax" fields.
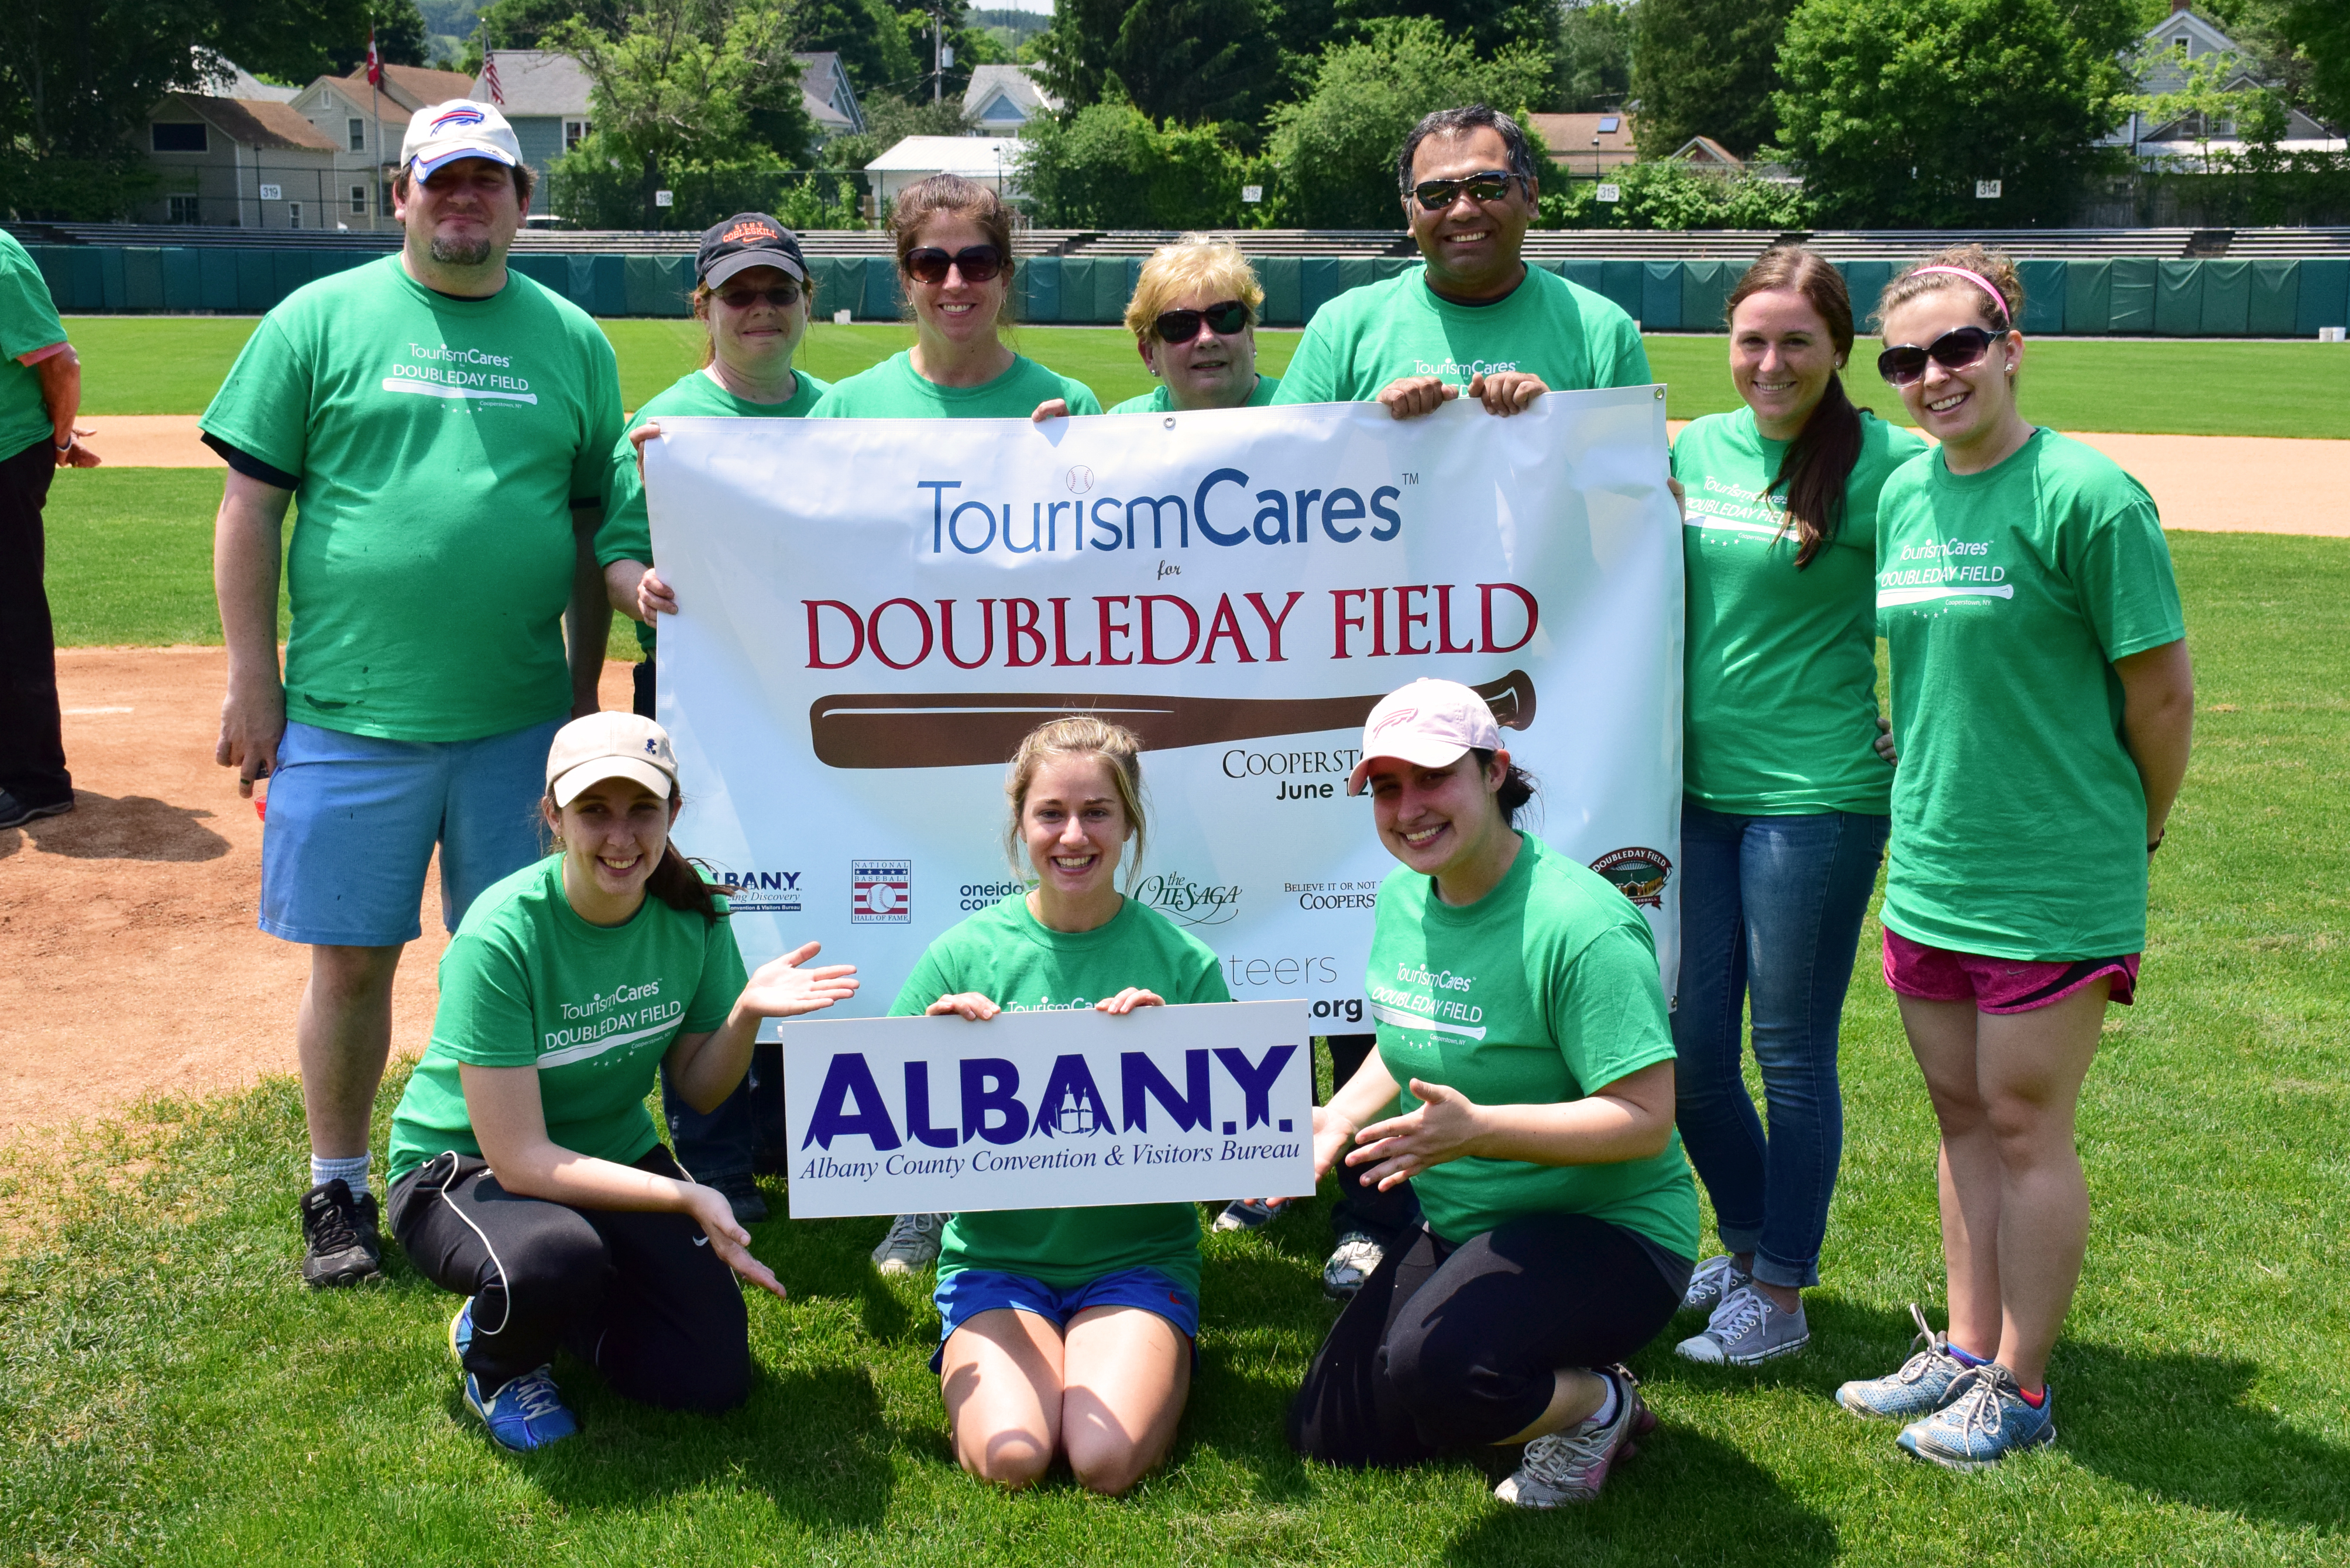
[{"xmin": 933, "ymin": 8, "xmax": 943, "ymax": 104}]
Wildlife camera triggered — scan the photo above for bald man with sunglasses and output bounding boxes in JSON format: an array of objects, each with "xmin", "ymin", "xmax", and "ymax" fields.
[{"xmin": 1273, "ymin": 104, "xmax": 1650, "ymax": 422}]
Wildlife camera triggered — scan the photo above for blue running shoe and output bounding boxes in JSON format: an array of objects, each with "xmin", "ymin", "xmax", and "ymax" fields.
[
  {"xmin": 448, "ymin": 1298, "xmax": 476, "ymax": 1366},
  {"xmin": 1897, "ymin": 1364, "xmax": 2054, "ymax": 1470},
  {"xmin": 463, "ymin": 1365, "xmax": 579, "ymax": 1452},
  {"xmin": 1837, "ymin": 1302, "xmax": 1973, "ymax": 1421}
]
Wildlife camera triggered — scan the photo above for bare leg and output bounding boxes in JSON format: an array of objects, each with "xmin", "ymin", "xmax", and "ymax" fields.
[
  {"xmin": 1897, "ymin": 993, "xmax": 2004, "ymax": 1359},
  {"xmin": 1060, "ymin": 1306, "xmax": 1191, "ymax": 1495},
  {"xmin": 1977, "ymin": 981, "xmax": 2107, "ymax": 1390},
  {"xmin": 1494, "ymin": 1367, "xmax": 1609, "ymax": 1445},
  {"xmin": 297, "ymin": 944, "xmax": 404, "ymax": 1161},
  {"xmin": 940, "ymin": 1309, "xmax": 1064, "ymax": 1490}
]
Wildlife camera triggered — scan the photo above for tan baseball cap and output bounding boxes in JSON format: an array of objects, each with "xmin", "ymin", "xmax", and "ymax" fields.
[
  {"xmin": 547, "ymin": 712, "xmax": 679, "ymax": 807},
  {"xmin": 1346, "ymin": 678, "xmax": 1503, "ymax": 795}
]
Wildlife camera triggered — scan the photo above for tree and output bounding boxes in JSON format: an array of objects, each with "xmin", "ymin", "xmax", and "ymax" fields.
[
  {"xmin": 549, "ymin": 0, "xmax": 815, "ymax": 226},
  {"xmin": 797, "ymin": 0, "xmax": 921, "ymax": 94},
  {"xmin": 1017, "ymin": 101, "xmax": 1250, "ymax": 226},
  {"xmin": 1536, "ymin": 159, "xmax": 1806, "ymax": 229},
  {"xmin": 2276, "ymin": 0, "xmax": 2350, "ymax": 132},
  {"xmin": 1774, "ymin": 0, "xmax": 2139, "ymax": 227},
  {"xmin": 1554, "ymin": 0, "xmax": 1631, "ymax": 112},
  {"xmin": 1631, "ymin": 0, "xmax": 1799, "ymax": 158},
  {"xmin": 1266, "ymin": 17, "xmax": 1553, "ymax": 228},
  {"xmin": 326, "ymin": 0, "xmax": 430, "ymax": 73},
  {"xmin": 2127, "ymin": 47, "xmax": 2290, "ymax": 163},
  {"xmin": 815, "ymin": 89, "xmax": 977, "ymax": 173},
  {"xmin": 1035, "ymin": 0, "xmax": 1283, "ymax": 134}
]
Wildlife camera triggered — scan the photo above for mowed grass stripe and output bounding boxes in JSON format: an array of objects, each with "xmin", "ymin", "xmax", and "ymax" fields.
[
  {"xmin": 2, "ymin": 531, "xmax": 2345, "ymax": 1565},
  {"xmin": 62, "ymin": 315, "xmax": 2350, "ymax": 439}
]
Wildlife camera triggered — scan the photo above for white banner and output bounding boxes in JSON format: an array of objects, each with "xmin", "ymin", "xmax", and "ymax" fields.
[
  {"xmin": 647, "ymin": 388, "xmax": 1684, "ymax": 1028},
  {"xmin": 781, "ymin": 1000, "xmax": 1316, "ymax": 1216}
]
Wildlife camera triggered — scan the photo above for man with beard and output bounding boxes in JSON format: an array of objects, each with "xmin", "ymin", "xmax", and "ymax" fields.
[{"xmin": 201, "ymin": 101, "xmax": 623, "ymax": 1289}]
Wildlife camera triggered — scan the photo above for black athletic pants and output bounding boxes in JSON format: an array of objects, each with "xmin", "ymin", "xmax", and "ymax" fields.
[
  {"xmin": 1287, "ymin": 1212, "xmax": 1682, "ymax": 1467},
  {"xmin": 1324, "ymin": 1033, "xmax": 1422, "ymax": 1244},
  {"xmin": 387, "ymin": 1144, "xmax": 750, "ymax": 1410},
  {"xmin": 0, "ymin": 437, "xmax": 70, "ymax": 807}
]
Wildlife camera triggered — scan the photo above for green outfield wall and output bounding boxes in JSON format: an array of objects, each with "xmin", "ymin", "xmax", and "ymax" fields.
[{"xmin": 24, "ymin": 246, "xmax": 2350, "ymax": 336}]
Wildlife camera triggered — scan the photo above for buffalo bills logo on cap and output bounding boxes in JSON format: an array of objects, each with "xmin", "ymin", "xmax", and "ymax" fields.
[
  {"xmin": 431, "ymin": 106, "xmax": 487, "ymax": 133},
  {"xmin": 1369, "ymin": 707, "xmax": 1418, "ymax": 739}
]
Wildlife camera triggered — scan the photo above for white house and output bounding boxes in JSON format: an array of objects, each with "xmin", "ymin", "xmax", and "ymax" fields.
[
  {"xmin": 865, "ymin": 136, "xmax": 1025, "ymax": 205},
  {"xmin": 963, "ymin": 65, "xmax": 1059, "ymax": 134},
  {"xmin": 2105, "ymin": 0, "xmax": 2343, "ymax": 161},
  {"xmin": 138, "ymin": 92, "xmax": 339, "ymax": 228},
  {"xmin": 286, "ymin": 63, "xmax": 476, "ymax": 232}
]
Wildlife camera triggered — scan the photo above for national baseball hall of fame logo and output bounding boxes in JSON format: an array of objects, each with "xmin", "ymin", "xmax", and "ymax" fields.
[{"xmin": 850, "ymin": 859, "xmax": 913, "ymax": 923}]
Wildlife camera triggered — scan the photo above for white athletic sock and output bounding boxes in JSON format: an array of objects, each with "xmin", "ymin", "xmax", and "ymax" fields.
[
  {"xmin": 1582, "ymin": 1370, "xmax": 1623, "ymax": 1430},
  {"xmin": 311, "ymin": 1152, "xmax": 372, "ymax": 1200}
]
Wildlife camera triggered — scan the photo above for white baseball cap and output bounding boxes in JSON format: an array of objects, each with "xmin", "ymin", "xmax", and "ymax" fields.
[
  {"xmin": 1346, "ymin": 679, "xmax": 1503, "ymax": 795},
  {"xmin": 400, "ymin": 99, "xmax": 523, "ymax": 178},
  {"xmin": 547, "ymin": 712, "xmax": 680, "ymax": 808}
]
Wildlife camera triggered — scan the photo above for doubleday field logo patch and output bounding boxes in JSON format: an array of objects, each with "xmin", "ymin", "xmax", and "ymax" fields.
[{"xmin": 1589, "ymin": 847, "xmax": 1672, "ymax": 907}]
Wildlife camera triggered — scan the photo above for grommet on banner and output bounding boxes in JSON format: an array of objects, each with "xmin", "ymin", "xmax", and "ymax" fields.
[
  {"xmin": 1655, "ymin": 387, "xmax": 1665, "ymax": 399},
  {"xmin": 1163, "ymin": 417, "xmax": 1176, "ymax": 429}
]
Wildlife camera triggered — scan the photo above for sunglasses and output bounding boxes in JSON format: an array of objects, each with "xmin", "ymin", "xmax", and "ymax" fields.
[
  {"xmin": 1155, "ymin": 299, "xmax": 1250, "ymax": 343},
  {"xmin": 714, "ymin": 284, "xmax": 800, "ymax": 309},
  {"xmin": 1408, "ymin": 170, "xmax": 1524, "ymax": 211},
  {"xmin": 905, "ymin": 245, "xmax": 1005, "ymax": 286},
  {"xmin": 1876, "ymin": 325, "xmax": 2009, "ymax": 386}
]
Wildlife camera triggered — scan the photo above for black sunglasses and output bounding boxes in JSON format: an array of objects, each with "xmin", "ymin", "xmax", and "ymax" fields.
[
  {"xmin": 905, "ymin": 245, "xmax": 1005, "ymax": 286},
  {"xmin": 714, "ymin": 284, "xmax": 800, "ymax": 309},
  {"xmin": 1408, "ymin": 169, "xmax": 1524, "ymax": 211},
  {"xmin": 1877, "ymin": 325, "xmax": 2010, "ymax": 387},
  {"xmin": 1154, "ymin": 299, "xmax": 1250, "ymax": 343}
]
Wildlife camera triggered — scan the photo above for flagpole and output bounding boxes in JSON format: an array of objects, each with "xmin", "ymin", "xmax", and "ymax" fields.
[{"xmin": 369, "ymin": 22, "xmax": 383, "ymax": 232}]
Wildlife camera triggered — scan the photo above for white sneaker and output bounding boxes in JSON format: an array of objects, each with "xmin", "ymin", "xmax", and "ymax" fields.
[
  {"xmin": 1680, "ymin": 1253, "xmax": 1751, "ymax": 1316},
  {"xmin": 1322, "ymin": 1231, "xmax": 1384, "ymax": 1299},
  {"xmin": 1494, "ymin": 1367, "xmax": 1654, "ymax": 1507},
  {"xmin": 870, "ymin": 1212, "xmax": 946, "ymax": 1274},
  {"xmin": 1676, "ymin": 1283, "xmax": 1812, "ymax": 1366}
]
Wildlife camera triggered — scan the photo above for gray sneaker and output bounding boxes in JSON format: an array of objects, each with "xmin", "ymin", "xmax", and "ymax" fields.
[
  {"xmin": 1322, "ymin": 1231, "xmax": 1384, "ymax": 1299},
  {"xmin": 870, "ymin": 1212, "xmax": 946, "ymax": 1274},
  {"xmin": 1836, "ymin": 1302, "xmax": 1974, "ymax": 1421},
  {"xmin": 1680, "ymin": 1253, "xmax": 1752, "ymax": 1316},
  {"xmin": 1676, "ymin": 1284, "xmax": 1810, "ymax": 1365},
  {"xmin": 1494, "ymin": 1367, "xmax": 1655, "ymax": 1507}
]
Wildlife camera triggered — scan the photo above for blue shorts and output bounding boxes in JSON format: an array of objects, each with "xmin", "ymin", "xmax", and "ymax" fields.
[
  {"xmin": 929, "ymin": 1267, "xmax": 1199, "ymax": 1373},
  {"xmin": 259, "ymin": 717, "xmax": 562, "ymax": 946}
]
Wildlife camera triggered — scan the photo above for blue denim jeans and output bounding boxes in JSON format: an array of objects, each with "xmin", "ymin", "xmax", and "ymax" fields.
[{"xmin": 1671, "ymin": 803, "xmax": 1888, "ymax": 1290}]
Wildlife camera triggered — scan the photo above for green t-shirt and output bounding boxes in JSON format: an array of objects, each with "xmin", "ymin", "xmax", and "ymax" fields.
[
  {"xmin": 200, "ymin": 256, "xmax": 623, "ymax": 742},
  {"xmin": 1272, "ymin": 263, "xmax": 1650, "ymax": 405},
  {"xmin": 0, "ymin": 232, "xmax": 67, "ymax": 459},
  {"xmin": 1876, "ymin": 428, "xmax": 2186, "ymax": 960},
  {"xmin": 1106, "ymin": 373, "xmax": 1281, "ymax": 415},
  {"xmin": 888, "ymin": 893, "xmax": 1230, "ymax": 1295},
  {"xmin": 1366, "ymin": 834, "xmax": 1699, "ymax": 1258},
  {"xmin": 388, "ymin": 855, "xmax": 748, "ymax": 1185},
  {"xmin": 596, "ymin": 365, "xmax": 831, "ymax": 656},
  {"xmin": 1673, "ymin": 407, "xmax": 1929, "ymax": 815},
  {"xmin": 809, "ymin": 350, "xmax": 1101, "ymax": 420}
]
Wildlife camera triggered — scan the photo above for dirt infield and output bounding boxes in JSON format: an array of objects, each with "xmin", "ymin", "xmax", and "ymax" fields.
[
  {"xmin": 0, "ymin": 651, "xmax": 637, "ymax": 1139},
  {"xmin": 75, "ymin": 413, "xmax": 2350, "ymax": 536}
]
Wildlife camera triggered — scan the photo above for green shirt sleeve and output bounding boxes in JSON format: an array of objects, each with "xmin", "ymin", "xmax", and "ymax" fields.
[
  {"xmin": 684, "ymin": 910, "xmax": 748, "ymax": 1033},
  {"xmin": 596, "ymin": 412, "xmax": 654, "ymax": 568},
  {"xmin": 430, "ymin": 931, "xmax": 542, "ymax": 1068},
  {"xmin": 2073, "ymin": 490, "xmax": 2186, "ymax": 663},
  {"xmin": 1269, "ymin": 319, "xmax": 1338, "ymax": 405},
  {"xmin": 572, "ymin": 327, "xmax": 624, "ymax": 508},
  {"xmin": 1061, "ymin": 377, "xmax": 1103, "ymax": 415},
  {"xmin": 198, "ymin": 314, "xmax": 312, "ymax": 477},
  {"xmin": 0, "ymin": 239, "xmax": 65, "ymax": 361},
  {"xmin": 1595, "ymin": 301, "xmax": 1651, "ymax": 389},
  {"xmin": 1540, "ymin": 920, "xmax": 1676, "ymax": 1097},
  {"xmin": 888, "ymin": 941, "xmax": 958, "ymax": 1016}
]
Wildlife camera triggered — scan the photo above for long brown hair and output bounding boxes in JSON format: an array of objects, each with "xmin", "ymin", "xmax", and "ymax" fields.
[
  {"xmin": 544, "ymin": 787, "xmax": 722, "ymax": 926},
  {"xmin": 1724, "ymin": 246, "xmax": 1864, "ymax": 570}
]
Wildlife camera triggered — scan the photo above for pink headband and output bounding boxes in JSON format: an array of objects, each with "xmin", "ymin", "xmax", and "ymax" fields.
[{"xmin": 1912, "ymin": 265, "xmax": 2012, "ymax": 324}]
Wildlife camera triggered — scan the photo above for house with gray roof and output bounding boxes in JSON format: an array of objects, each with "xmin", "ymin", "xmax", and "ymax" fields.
[{"xmin": 964, "ymin": 65, "xmax": 1059, "ymax": 133}]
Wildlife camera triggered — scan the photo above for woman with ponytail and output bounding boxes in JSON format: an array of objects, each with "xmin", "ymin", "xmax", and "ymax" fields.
[
  {"xmin": 382, "ymin": 713, "xmax": 858, "ymax": 1451},
  {"xmin": 1665, "ymin": 247, "xmax": 1928, "ymax": 1367}
]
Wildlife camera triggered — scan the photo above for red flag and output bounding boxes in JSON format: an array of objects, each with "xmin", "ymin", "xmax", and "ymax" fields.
[
  {"xmin": 483, "ymin": 50, "xmax": 504, "ymax": 105},
  {"xmin": 365, "ymin": 27, "xmax": 383, "ymax": 86}
]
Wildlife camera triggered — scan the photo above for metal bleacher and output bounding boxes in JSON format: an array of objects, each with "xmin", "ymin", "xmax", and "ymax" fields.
[
  {"xmin": 1070, "ymin": 229, "xmax": 1414, "ymax": 258},
  {"xmin": 1795, "ymin": 228, "xmax": 2207, "ymax": 260}
]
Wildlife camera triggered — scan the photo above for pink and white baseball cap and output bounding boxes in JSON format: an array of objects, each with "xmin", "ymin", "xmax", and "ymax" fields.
[
  {"xmin": 400, "ymin": 100, "xmax": 523, "ymax": 178},
  {"xmin": 1346, "ymin": 678, "xmax": 1502, "ymax": 795}
]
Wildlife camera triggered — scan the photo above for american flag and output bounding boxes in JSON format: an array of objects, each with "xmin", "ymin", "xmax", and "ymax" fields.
[{"xmin": 482, "ymin": 50, "xmax": 504, "ymax": 105}]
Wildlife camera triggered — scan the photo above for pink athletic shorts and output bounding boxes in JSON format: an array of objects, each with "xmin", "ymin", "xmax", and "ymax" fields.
[{"xmin": 1882, "ymin": 929, "xmax": 2138, "ymax": 1014}]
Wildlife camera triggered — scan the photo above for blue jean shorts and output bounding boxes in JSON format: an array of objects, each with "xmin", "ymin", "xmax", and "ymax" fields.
[
  {"xmin": 259, "ymin": 717, "xmax": 562, "ymax": 946},
  {"xmin": 929, "ymin": 1267, "xmax": 1199, "ymax": 1373}
]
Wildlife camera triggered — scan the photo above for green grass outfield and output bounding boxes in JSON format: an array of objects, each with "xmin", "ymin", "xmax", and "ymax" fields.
[
  {"xmin": 3, "ymin": 529, "xmax": 2345, "ymax": 1566},
  {"xmin": 61, "ymin": 315, "xmax": 2350, "ymax": 438}
]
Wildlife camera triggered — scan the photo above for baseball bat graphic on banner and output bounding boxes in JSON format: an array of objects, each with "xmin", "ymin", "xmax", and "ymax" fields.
[{"xmin": 808, "ymin": 669, "xmax": 1536, "ymax": 769}]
